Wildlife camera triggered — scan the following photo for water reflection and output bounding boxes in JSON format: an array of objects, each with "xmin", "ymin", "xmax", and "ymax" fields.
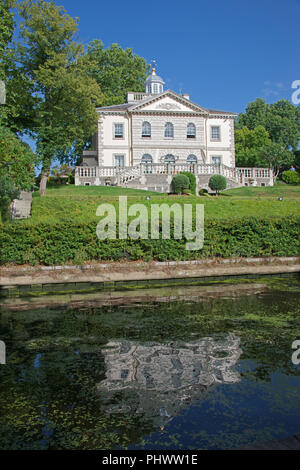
[{"xmin": 98, "ymin": 334, "xmax": 242, "ymax": 427}]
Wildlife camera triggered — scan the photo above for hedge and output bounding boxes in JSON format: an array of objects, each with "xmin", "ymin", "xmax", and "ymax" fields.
[
  {"xmin": 0, "ymin": 217, "xmax": 299, "ymax": 265},
  {"xmin": 180, "ymin": 171, "xmax": 197, "ymax": 195}
]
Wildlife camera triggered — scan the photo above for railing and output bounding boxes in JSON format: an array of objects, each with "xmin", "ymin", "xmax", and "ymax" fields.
[
  {"xmin": 238, "ymin": 167, "xmax": 272, "ymax": 178},
  {"xmin": 76, "ymin": 164, "xmax": 273, "ymax": 185}
]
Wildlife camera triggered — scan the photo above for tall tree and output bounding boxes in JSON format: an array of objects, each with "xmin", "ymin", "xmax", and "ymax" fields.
[
  {"xmin": 15, "ymin": 0, "xmax": 103, "ymax": 195},
  {"xmin": 259, "ymin": 142, "xmax": 293, "ymax": 180},
  {"xmin": 0, "ymin": 0, "xmax": 15, "ymax": 80},
  {"xmin": 236, "ymin": 98, "xmax": 300, "ymax": 151},
  {"xmin": 85, "ymin": 40, "xmax": 149, "ymax": 106},
  {"xmin": 235, "ymin": 125, "xmax": 271, "ymax": 167}
]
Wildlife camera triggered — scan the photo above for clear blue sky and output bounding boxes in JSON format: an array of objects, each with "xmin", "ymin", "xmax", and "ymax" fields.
[{"xmin": 54, "ymin": 0, "xmax": 299, "ymax": 114}]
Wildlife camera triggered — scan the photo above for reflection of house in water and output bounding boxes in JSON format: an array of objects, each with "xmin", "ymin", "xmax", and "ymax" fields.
[{"xmin": 97, "ymin": 334, "xmax": 242, "ymax": 427}]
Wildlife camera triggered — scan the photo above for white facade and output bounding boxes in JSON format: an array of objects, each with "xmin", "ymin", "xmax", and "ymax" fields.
[
  {"xmin": 77, "ymin": 68, "xmax": 273, "ymax": 188},
  {"xmin": 82, "ymin": 67, "xmax": 237, "ymax": 170}
]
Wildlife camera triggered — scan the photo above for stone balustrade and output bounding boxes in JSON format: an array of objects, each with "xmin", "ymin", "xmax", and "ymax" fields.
[{"xmin": 75, "ymin": 164, "xmax": 273, "ymax": 188}]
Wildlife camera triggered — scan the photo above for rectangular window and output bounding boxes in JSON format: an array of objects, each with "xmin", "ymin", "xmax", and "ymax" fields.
[
  {"xmin": 212, "ymin": 156, "xmax": 222, "ymax": 165},
  {"xmin": 114, "ymin": 155, "xmax": 125, "ymax": 167},
  {"xmin": 211, "ymin": 126, "xmax": 221, "ymax": 141},
  {"xmin": 114, "ymin": 123, "xmax": 124, "ymax": 138}
]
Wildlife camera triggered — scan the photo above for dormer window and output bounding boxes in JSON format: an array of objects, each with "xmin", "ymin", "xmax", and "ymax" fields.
[
  {"xmin": 142, "ymin": 121, "xmax": 151, "ymax": 137},
  {"xmin": 187, "ymin": 123, "xmax": 196, "ymax": 138}
]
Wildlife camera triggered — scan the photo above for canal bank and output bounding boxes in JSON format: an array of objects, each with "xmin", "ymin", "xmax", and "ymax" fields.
[{"xmin": 0, "ymin": 256, "xmax": 299, "ymax": 291}]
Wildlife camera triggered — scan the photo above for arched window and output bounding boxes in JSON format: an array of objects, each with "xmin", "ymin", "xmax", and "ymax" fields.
[
  {"xmin": 164, "ymin": 122, "xmax": 174, "ymax": 138},
  {"xmin": 142, "ymin": 121, "xmax": 151, "ymax": 137},
  {"xmin": 187, "ymin": 123, "xmax": 196, "ymax": 138},
  {"xmin": 187, "ymin": 154, "xmax": 197, "ymax": 163},
  {"xmin": 141, "ymin": 154, "xmax": 153, "ymax": 174},
  {"xmin": 141, "ymin": 154, "xmax": 153, "ymax": 163},
  {"xmin": 164, "ymin": 154, "xmax": 175, "ymax": 164}
]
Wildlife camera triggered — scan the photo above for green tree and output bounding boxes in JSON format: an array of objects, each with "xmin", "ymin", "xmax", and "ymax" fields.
[
  {"xmin": 85, "ymin": 39, "xmax": 149, "ymax": 106},
  {"xmin": 208, "ymin": 174, "xmax": 227, "ymax": 195},
  {"xmin": 0, "ymin": 0, "xmax": 15, "ymax": 81},
  {"xmin": 236, "ymin": 98, "xmax": 300, "ymax": 151},
  {"xmin": 0, "ymin": 125, "xmax": 36, "ymax": 221},
  {"xmin": 236, "ymin": 98, "xmax": 268, "ymax": 130},
  {"xmin": 15, "ymin": 0, "xmax": 103, "ymax": 195},
  {"xmin": 259, "ymin": 142, "xmax": 293, "ymax": 180},
  {"xmin": 235, "ymin": 125, "xmax": 271, "ymax": 167}
]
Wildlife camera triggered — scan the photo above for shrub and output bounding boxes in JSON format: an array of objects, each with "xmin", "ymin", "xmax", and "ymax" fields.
[
  {"xmin": 171, "ymin": 174, "xmax": 190, "ymax": 194},
  {"xmin": 180, "ymin": 171, "xmax": 196, "ymax": 195},
  {"xmin": 183, "ymin": 189, "xmax": 192, "ymax": 195},
  {"xmin": 282, "ymin": 170, "xmax": 300, "ymax": 185},
  {"xmin": 199, "ymin": 188, "xmax": 208, "ymax": 195},
  {"xmin": 0, "ymin": 217, "xmax": 298, "ymax": 265},
  {"xmin": 208, "ymin": 175, "xmax": 227, "ymax": 194}
]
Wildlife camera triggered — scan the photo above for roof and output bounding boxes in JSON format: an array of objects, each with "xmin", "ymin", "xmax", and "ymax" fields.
[{"xmin": 96, "ymin": 90, "xmax": 237, "ymax": 116}]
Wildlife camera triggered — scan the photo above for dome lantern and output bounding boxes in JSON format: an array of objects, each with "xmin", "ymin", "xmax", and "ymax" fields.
[{"xmin": 145, "ymin": 61, "xmax": 165, "ymax": 94}]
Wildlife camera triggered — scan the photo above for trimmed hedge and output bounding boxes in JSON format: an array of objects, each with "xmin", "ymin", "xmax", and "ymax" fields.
[
  {"xmin": 171, "ymin": 174, "xmax": 190, "ymax": 194},
  {"xmin": 180, "ymin": 171, "xmax": 197, "ymax": 195},
  {"xmin": 0, "ymin": 217, "xmax": 299, "ymax": 265}
]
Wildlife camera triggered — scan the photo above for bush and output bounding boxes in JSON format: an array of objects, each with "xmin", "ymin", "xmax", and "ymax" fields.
[
  {"xmin": 183, "ymin": 189, "xmax": 192, "ymax": 195},
  {"xmin": 0, "ymin": 217, "xmax": 298, "ymax": 265},
  {"xmin": 282, "ymin": 170, "xmax": 300, "ymax": 185},
  {"xmin": 171, "ymin": 174, "xmax": 190, "ymax": 194},
  {"xmin": 208, "ymin": 175, "xmax": 227, "ymax": 194},
  {"xmin": 199, "ymin": 188, "xmax": 208, "ymax": 195},
  {"xmin": 180, "ymin": 171, "xmax": 196, "ymax": 195}
]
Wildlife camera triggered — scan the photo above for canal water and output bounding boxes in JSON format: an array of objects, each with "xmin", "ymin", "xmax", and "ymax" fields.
[{"xmin": 0, "ymin": 274, "xmax": 299, "ymax": 450}]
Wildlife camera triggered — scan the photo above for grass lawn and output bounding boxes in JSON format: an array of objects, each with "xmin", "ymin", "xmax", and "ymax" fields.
[{"xmin": 16, "ymin": 181, "xmax": 300, "ymax": 225}]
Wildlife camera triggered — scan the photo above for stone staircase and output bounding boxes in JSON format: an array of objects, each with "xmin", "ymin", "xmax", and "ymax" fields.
[
  {"xmin": 117, "ymin": 163, "xmax": 243, "ymax": 193},
  {"xmin": 11, "ymin": 191, "xmax": 32, "ymax": 219}
]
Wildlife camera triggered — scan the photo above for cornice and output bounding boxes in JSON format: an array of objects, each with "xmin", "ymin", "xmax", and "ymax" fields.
[
  {"xmin": 130, "ymin": 110, "xmax": 207, "ymax": 117},
  {"xmin": 129, "ymin": 90, "xmax": 209, "ymax": 114}
]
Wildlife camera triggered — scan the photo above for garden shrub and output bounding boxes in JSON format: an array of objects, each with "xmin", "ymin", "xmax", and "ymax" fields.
[
  {"xmin": 171, "ymin": 174, "xmax": 190, "ymax": 194},
  {"xmin": 180, "ymin": 171, "xmax": 196, "ymax": 195},
  {"xmin": 0, "ymin": 217, "xmax": 298, "ymax": 265},
  {"xmin": 282, "ymin": 170, "xmax": 300, "ymax": 185},
  {"xmin": 208, "ymin": 175, "xmax": 227, "ymax": 194},
  {"xmin": 199, "ymin": 188, "xmax": 208, "ymax": 195}
]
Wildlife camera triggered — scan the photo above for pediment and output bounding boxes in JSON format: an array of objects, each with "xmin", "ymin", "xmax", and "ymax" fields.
[{"xmin": 129, "ymin": 91, "xmax": 208, "ymax": 114}]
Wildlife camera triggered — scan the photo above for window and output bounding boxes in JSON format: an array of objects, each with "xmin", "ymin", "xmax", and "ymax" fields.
[
  {"xmin": 114, "ymin": 123, "xmax": 124, "ymax": 138},
  {"xmin": 187, "ymin": 123, "xmax": 196, "ymax": 138},
  {"xmin": 164, "ymin": 122, "xmax": 174, "ymax": 138},
  {"xmin": 212, "ymin": 156, "xmax": 222, "ymax": 165},
  {"xmin": 141, "ymin": 154, "xmax": 153, "ymax": 163},
  {"xmin": 187, "ymin": 154, "xmax": 197, "ymax": 163},
  {"xmin": 153, "ymin": 83, "xmax": 158, "ymax": 94},
  {"xmin": 142, "ymin": 121, "xmax": 151, "ymax": 137},
  {"xmin": 211, "ymin": 126, "xmax": 220, "ymax": 141},
  {"xmin": 114, "ymin": 155, "xmax": 125, "ymax": 167},
  {"xmin": 142, "ymin": 154, "xmax": 153, "ymax": 173},
  {"xmin": 164, "ymin": 154, "xmax": 175, "ymax": 163}
]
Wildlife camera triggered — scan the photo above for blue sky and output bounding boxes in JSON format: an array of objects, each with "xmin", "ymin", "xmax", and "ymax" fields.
[{"xmin": 54, "ymin": 0, "xmax": 299, "ymax": 114}]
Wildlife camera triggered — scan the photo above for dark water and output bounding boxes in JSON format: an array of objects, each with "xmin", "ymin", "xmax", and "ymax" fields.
[{"xmin": 0, "ymin": 275, "xmax": 300, "ymax": 450}]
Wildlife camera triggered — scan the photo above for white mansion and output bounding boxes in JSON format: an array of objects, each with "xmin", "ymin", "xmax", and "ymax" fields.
[{"xmin": 75, "ymin": 66, "xmax": 273, "ymax": 191}]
